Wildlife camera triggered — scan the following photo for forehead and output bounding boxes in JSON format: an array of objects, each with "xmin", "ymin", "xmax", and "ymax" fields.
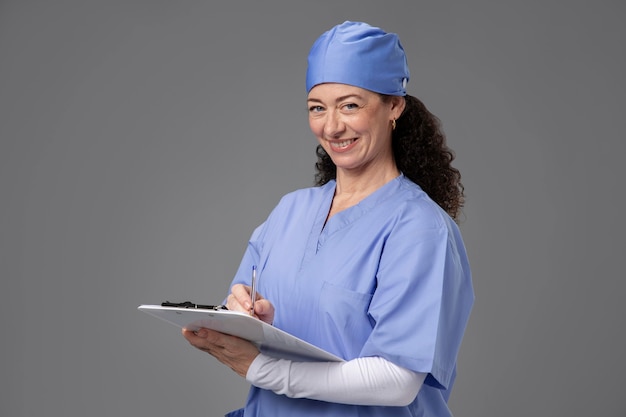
[{"xmin": 307, "ymin": 83, "xmax": 379, "ymax": 102}]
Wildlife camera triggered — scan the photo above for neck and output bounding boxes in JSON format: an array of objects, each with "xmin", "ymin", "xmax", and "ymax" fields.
[
  {"xmin": 334, "ymin": 163, "xmax": 400, "ymax": 198},
  {"xmin": 326, "ymin": 164, "xmax": 400, "ymax": 222}
]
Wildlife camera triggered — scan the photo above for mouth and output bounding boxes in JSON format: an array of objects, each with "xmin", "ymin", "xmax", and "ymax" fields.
[{"xmin": 329, "ymin": 138, "xmax": 357, "ymax": 149}]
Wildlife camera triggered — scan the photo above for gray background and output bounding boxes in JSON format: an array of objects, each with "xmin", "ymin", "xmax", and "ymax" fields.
[{"xmin": 1, "ymin": 1, "xmax": 624, "ymax": 416}]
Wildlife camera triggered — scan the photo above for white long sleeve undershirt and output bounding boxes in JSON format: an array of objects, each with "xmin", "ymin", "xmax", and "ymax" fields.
[{"xmin": 246, "ymin": 353, "xmax": 426, "ymax": 407}]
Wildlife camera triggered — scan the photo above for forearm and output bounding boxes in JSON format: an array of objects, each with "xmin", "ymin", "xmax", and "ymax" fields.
[{"xmin": 246, "ymin": 354, "xmax": 425, "ymax": 406}]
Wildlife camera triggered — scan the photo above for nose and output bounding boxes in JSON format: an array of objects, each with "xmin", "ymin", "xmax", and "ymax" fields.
[{"xmin": 323, "ymin": 110, "xmax": 344, "ymax": 138}]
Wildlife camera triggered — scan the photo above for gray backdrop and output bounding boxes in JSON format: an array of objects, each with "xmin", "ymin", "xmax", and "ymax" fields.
[{"xmin": 1, "ymin": 1, "xmax": 624, "ymax": 416}]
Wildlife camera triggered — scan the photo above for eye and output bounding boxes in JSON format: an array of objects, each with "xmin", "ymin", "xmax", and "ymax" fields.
[
  {"xmin": 342, "ymin": 103, "xmax": 359, "ymax": 111},
  {"xmin": 308, "ymin": 105, "xmax": 324, "ymax": 113}
]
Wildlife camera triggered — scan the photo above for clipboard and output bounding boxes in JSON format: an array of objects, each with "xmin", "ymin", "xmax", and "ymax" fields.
[{"xmin": 138, "ymin": 304, "xmax": 344, "ymax": 362}]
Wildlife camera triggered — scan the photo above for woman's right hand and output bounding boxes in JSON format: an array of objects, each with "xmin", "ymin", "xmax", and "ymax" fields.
[{"xmin": 227, "ymin": 283, "xmax": 275, "ymax": 325}]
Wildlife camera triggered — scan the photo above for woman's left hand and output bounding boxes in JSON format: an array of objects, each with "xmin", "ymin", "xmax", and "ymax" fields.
[{"xmin": 182, "ymin": 327, "xmax": 260, "ymax": 377}]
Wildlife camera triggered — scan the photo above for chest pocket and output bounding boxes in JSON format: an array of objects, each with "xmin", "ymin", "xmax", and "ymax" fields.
[{"xmin": 318, "ymin": 280, "xmax": 374, "ymax": 359}]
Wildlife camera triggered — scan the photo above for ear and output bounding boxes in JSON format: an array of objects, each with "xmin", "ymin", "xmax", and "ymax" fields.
[{"xmin": 390, "ymin": 96, "xmax": 406, "ymax": 120}]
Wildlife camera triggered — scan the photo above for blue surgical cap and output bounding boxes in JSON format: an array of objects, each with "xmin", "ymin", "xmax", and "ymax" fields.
[{"xmin": 306, "ymin": 21, "xmax": 410, "ymax": 96}]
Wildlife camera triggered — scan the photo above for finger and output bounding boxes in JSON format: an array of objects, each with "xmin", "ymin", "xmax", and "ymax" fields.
[
  {"xmin": 226, "ymin": 292, "xmax": 249, "ymax": 313},
  {"xmin": 181, "ymin": 327, "xmax": 260, "ymax": 378},
  {"xmin": 230, "ymin": 284, "xmax": 254, "ymax": 311},
  {"xmin": 182, "ymin": 327, "xmax": 200, "ymax": 343},
  {"xmin": 182, "ymin": 327, "xmax": 224, "ymax": 351},
  {"xmin": 187, "ymin": 329, "xmax": 248, "ymax": 359},
  {"xmin": 253, "ymin": 299, "xmax": 275, "ymax": 324},
  {"xmin": 254, "ymin": 299, "xmax": 269, "ymax": 314}
]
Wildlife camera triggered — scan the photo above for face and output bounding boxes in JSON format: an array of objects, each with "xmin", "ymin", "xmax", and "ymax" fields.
[{"xmin": 307, "ymin": 83, "xmax": 405, "ymax": 176}]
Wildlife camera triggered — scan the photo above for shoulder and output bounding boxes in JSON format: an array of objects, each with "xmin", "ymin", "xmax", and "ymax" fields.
[
  {"xmin": 392, "ymin": 176, "xmax": 453, "ymax": 231},
  {"xmin": 390, "ymin": 177, "xmax": 467, "ymax": 258}
]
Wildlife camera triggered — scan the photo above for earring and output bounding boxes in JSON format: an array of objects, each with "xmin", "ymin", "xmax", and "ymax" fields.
[{"xmin": 391, "ymin": 119, "xmax": 397, "ymax": 130}]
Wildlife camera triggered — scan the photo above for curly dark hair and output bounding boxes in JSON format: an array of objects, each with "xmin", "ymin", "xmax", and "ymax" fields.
[{"xmin": 314, "ymin": 94, "xmax": 465, "ymax": 221}]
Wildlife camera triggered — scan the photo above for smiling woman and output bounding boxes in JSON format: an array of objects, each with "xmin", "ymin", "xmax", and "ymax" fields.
[
  {"xmin": 313, "ymin": 89, "xmax": 465, "ymax": 220},
  {"xmin": 306, "ymin": 84, "xmax": 406, "ymax": 216},
  {"xmin": 182, "ymin": 20, "xmax": 474, "ymax": 417}
]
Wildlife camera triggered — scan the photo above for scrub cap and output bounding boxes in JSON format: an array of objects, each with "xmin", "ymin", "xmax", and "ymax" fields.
[{"xmin": 306, "ymin": 21, "xmax": 410, "ymax": 96}]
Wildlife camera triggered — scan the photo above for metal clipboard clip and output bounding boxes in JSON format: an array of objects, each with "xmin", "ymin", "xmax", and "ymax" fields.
[{"xmin": 161, "ymin": 301, "xmax": 228, "ymax": 311}]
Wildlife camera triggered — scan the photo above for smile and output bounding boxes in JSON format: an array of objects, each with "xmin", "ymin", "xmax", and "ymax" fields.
[{"xmin": 330, "ymin": 138, "xmax": 357, "ymax": 149}]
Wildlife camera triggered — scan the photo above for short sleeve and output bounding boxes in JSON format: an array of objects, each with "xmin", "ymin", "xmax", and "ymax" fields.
[{"xmin": 360, "ymin": 204, "xmax": 474, "ymax": 390}]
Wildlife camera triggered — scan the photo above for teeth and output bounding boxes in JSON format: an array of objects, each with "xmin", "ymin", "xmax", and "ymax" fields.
[{"xmin": 332, "ymin": 139, "xmax": 355, "ymax": 148}]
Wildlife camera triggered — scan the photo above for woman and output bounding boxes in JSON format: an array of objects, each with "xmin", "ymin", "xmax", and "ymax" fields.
[{"xmin": 183, "ymin": 21, "xmax": 474, "ymax": 417}]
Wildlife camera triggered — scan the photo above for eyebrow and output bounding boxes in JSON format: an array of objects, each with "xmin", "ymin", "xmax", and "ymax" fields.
[{"xmin": 307, "ymin": 94, "xmax": 363, "ymax": 104}]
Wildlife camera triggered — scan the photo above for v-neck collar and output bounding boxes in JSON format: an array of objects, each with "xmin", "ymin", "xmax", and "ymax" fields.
[{"xmin": 300, "ymin": 174, "xmax": 405, "ymax": 270}]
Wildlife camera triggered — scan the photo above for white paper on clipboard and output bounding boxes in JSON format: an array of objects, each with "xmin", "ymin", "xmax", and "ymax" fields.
[{"xmin": 138, "ymin": 304, "xmax": 344, "ymax": 363}]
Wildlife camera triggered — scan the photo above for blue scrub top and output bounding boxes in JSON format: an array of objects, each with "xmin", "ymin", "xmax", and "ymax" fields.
[{"xmin": 226, "ymin": 174, "xmax": 474, "ymax": 417}]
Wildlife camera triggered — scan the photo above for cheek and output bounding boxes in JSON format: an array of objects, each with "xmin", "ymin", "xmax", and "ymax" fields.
[{"xmin": 308, "ymin": 118, "xmax": 324, "ymax": 138}]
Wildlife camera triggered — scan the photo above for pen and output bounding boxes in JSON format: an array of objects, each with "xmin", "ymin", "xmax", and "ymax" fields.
[{"xmin": 250, "ymin": 265, "xmax": 257, "ymax": 316}]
